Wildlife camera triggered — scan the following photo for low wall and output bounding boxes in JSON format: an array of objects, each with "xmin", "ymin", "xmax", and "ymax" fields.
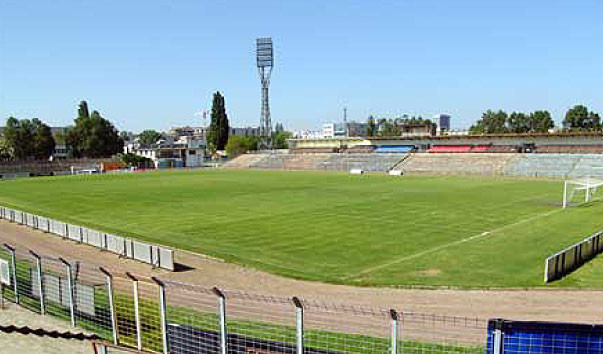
[
  {"xmin": 544, "ymin": 230, "xmax": 603, "ymax": 283},
  {"xmin": 0, "ymin": 206, "xmax": 174, "ymax": 271}
]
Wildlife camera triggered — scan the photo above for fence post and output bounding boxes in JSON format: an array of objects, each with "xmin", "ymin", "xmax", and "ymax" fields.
[
  {"xmin": 213, "ymin": 287, "xmax": 227, "ymax": 354},
  {"xmin": 3, "ymin": 244, "xmax": 18, "ymax": 304},
  {"xmin": 492, "ymin": 319, "xmax": 505, "ymax": 354},
  {"xmin": 126, "ymin": 272, "xmax": 143, "ymax": 351},
  {"xmin": 152, "ymin": 277, "xmax": 169, "ymax": 354},
  {"xmin": 390, "ymin": 309, "xmax": 399, "ymax": 354},
  {"xmin": 292, "ymin": 297, "xmax": 304, "ymax": 354},
  {"xmin": 59, "ymin": 257, "xmax": 76, "ymax": 327},
  {"xmin": 29, "ymin": 250, "xmax": 44, "ymax": 315},
  {"xmin": 99, "ymin": 267, "xmax": 118, "ymax": 346}
]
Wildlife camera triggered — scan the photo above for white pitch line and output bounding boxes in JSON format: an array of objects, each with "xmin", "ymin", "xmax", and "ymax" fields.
[{"xmin": 344, "ymin": 206, "xmax": 566, "ymax": 280}]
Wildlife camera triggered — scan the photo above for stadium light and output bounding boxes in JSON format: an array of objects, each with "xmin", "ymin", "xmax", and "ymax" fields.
[{"xmin": 256, "ymin": 37, "xmax": 274, "ymax": 149}]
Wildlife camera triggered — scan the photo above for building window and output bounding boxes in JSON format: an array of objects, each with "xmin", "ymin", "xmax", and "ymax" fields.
[{"xmin": 189, "ymin": 150, "xmax": 196, "ymax": 155}]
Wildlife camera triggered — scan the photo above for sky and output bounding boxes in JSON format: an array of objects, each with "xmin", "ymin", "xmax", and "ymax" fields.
[{"xmin": 1, "ymin": 0, "xmax": 602, "ymax": 132}]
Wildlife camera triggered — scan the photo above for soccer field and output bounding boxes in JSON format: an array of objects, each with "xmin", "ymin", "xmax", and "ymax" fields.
[{"xmin": 0, "ymin": 169, "xmax": 601, "ymax": 288}]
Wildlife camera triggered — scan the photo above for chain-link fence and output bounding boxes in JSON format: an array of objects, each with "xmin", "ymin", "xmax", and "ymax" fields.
[{"xmin": 0, "ymin": 243, "xmax": 600, "ymax": 353}]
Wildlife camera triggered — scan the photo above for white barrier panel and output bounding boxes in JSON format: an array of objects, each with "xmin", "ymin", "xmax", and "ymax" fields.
[
  {"xmin": 106, "ymin": 234, "xmax": 126, "ymax": 255},
  {"xmin": 159, "ymin": 248, "xmax": 174, "ymax": 271},
  {"xmin": 389, "ymin": 170, "xmax": 404, "ymax": 176},
  {"xmin": 545, "ymin": 231, "xmax": 603, "ymax": 282},
  {"xmin": 67, "ymin": 224, "xmax": 83, "ymax": 242},
  {"xmin": 26, "ymin": 213, "xmax": 36, "ymax": 228},
  {"xmin": 37, "ymin": 216, "xmax": 50, "ymax": 232},
  {"xmin": 349, "ymin": 169, "xmax": 364, "ymax": 175},
  {"xmin": 50, "ymin": 219, "xmax": 66, "ymax": 237},
  {"xmin": 124, "ymin": 239, "xmax": 134, "ymax": 258},
  {"xmin": 151, "ymin": 246, "xmax": 160, "ymax": 267},
  {"xmin": 86, "ymin": 229, "xmax": 103, "ymax": 248},
  {"xmin": 133, "ymin": 241, "xmax": 152, "ymax": 263},
  {"xmin": 0, "ymin": 207, "xmax": 175, "ymax": 271},
  {"xmin": 15, "ymin": 211, "xmax": 24, "ymax": 224}
]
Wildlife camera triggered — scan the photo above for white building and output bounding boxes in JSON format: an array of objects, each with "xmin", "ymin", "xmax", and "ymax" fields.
[
  {"xmin": 125, "ymin": 136, "xmax": 206, "ymax": 168},
  {"xmin": 322, "ymin": 123, "xmax": 346, "ymax": 139},
  {"xmin": 293, "ymin": 130, "xmax": 324, "ymax": 140}
]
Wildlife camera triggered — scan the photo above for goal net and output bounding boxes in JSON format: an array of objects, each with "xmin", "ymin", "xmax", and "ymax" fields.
[{"xmin": 563, "ymin": 178, "xmax": 603, "ymax": 208}]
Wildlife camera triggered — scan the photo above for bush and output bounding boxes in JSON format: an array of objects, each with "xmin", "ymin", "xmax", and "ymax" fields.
[
  {"xmin": 118, "ymin": 153, "xmax": 154, "ymax": 168},
  {"xmin": 225, "ymin": 136, "xmax": 259, "ymax": 157}
]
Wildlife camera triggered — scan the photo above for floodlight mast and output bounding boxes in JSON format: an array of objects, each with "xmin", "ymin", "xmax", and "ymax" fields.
[{"xmin": 256, "ymin": 37, "xmax": 273, "ymax": 149}]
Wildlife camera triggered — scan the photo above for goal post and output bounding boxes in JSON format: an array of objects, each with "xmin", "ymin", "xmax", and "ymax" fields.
[{"xmin": 563, "ymin": 178, "xmax": 603, "ymax": 208}]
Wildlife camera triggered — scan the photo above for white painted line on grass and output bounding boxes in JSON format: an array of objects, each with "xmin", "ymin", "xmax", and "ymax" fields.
[{"xmin": 345, "ymin": 207, "xmax": 566, "ymax": 280}]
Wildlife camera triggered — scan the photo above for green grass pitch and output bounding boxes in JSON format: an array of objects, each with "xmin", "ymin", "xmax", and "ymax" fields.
[{"xmin": 0, "ymin": 169, "xmax": 601, "ymax": 288}]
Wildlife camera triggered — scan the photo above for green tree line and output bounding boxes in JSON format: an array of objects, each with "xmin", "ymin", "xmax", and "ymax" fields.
[
  {"xmin": 2, "ymin": 100, "xmax": 124, "ymax": 161},
  {"xmin": 469, "ymin": 105, "xmax": 601, "ymax": 134},
  {"xmin": 366, "ymin": 115, "xmax": 435, "ymax": 137},
  {"xmin": 2, "ymin": 118, "xmax": 56, "ymax": 161}
]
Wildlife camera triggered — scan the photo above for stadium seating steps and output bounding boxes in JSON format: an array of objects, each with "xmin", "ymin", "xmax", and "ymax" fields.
[
  {"xmin": 225, "ymin": 152, "xmax": 603, "ymax": 178},
  {"xmin": 225, "ymin": 153, "xmax": 408, "ymax": 171},
  {"xmin": 399, "ymin": 153, "xmax": 520, "ymax": 175},
  {"xmin": 505, "ymin": 154, "xmax": 603, "ymax": 178},
  {"xmin": 428, "ymin": 144, "xmax": 517, "ymax": 153},
  {"xmin": 222, "ymin": 154, "xmax": 267, "ymax": 168},
  {"xmin": 537, "ymin": 145, "xmax": 603, "ymax": 154}
]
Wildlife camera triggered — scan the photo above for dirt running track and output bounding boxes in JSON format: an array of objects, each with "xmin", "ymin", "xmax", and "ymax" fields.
[{"xmin": 0, "ymin": 220, "xmax": 601, "ymax": 324}]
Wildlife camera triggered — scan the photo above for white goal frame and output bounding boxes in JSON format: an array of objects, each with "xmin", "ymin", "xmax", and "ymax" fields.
[{"xmin": 562, "ymin": 178, "xmax": 603, "ymax": 208}]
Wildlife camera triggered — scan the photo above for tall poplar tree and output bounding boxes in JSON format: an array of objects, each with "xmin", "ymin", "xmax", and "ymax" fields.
[{"xmin": 208, "ymin": 91, "xmax": 230, "ymax": 151}]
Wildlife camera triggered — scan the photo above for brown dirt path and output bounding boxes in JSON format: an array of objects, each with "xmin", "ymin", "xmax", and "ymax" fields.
[{"xmin": 0, "ymin": 220, "xmax": 601, "ymax": 324}]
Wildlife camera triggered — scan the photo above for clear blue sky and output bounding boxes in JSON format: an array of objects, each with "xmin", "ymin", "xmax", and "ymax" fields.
[{"xmin": 1, "ymin": 0, "xmax": 602, "ymax": 132}]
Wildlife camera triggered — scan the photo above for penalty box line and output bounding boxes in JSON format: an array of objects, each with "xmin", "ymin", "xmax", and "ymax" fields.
[{"xmin": 343, "ymin": 206, "xmax": 566, "ymax": 280}]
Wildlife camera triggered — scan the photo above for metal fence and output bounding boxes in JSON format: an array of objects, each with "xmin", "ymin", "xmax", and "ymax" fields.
[
  {"xmin": 0, "ymin": 206, "xmax": 174, "ymax": 271},
  {"xmin": 544, "ymin": 230, "xmax": 603, "ymax": 283},
  {"xmin": 0, "ymin": 243, "xmax": 489, "ymax": 353},
  {"xmin": 1, "ymin": 244, "xmax": 600, "ymax": 353}
]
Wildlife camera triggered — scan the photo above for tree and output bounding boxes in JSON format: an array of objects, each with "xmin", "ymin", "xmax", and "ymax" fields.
[
  {"xmin": 78, "ymin": 100, "xmax": 90, "ymax": 120},
  {"xmin": 470, "ymin": 110, "xmax": 508, "ymax": 134},
  {"xmin": 120, "ymin": 131, "xmax": 131, "ymax": 142},
  {"xmin": 225, "ymin": 135, "xmax": 259, "ymax": 157},
  {"xmin": 507, "ymin": 112, "xmax": 529, "ymax": 133},
  {"xmin": 274, "ymin": 123, "xmax": 284, "ymax": 134},
  {"xmin": 529, "ymin": 110, "xmax": 554, "ymax": 132},
  {"xmin": 367, "ymin": 116, "xmax": 376, "ymax": 137},
  {"xmin": 66, "ymin": 101, "xmax": 124, "ymax": 158},
  {"xmin": 207, "ymin": 92, "xmax": 230, "ymax": 151},
  {"xmin": 378, "ymin": 119, "xmax": 400, "ymax": 136},
  {"xmin": 563, "ymin": 105, "xmax": 602, "ymax": 131},
  {"xmin": 137, "ymin": 130, "xmax": 163, "ymax": 145},
  {"xmin": 0, "ymin": 136, "xmax": 14, "ymax": 161},
  {"xmin": 32, "ymin": 118, "xmax": 56, "ymax": 160},
  {"xmin": 272, "ymin": 131, "xmax": 292, "ymax": 149},
  {"xmin": 4, "ymin": 117, "xmax": 33, "ymax": 160},
  {"xmin": 118, "ymin": 152, "xmax": 154, "ymax": 168},
  {"xmin": 3, "ymin": 117, "xmax": 55, "ymax": 160}
]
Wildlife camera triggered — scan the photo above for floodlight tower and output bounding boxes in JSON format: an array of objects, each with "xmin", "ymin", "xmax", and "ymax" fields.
[{"xmin": 256, "ymin": 37, "xmax": 274, "ymax": 149}]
